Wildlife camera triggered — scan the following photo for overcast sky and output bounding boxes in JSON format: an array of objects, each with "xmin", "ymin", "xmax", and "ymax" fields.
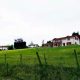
[{"xmin": 0, "ymin": 0, "xmax": 80, "ymax": 45}]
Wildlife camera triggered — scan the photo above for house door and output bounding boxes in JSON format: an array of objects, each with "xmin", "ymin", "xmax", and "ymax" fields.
[{"xmin": 63, "ymin": 43, "xmax": 65, "ymax": 46}]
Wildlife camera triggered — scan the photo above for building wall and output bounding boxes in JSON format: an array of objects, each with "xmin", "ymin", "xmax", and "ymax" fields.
[
  {"xmin": 0, "ymin": 47, "xmax": 8, "ymax": 50},
  {"xmin": 61, "ymin": 36, "xmax": 80, "ymax": 46},
  {"xmin": 53, "ymin": 36, "xmax": 80, "ymax": 47},
  {"xmin": 53, "ymin": 40, "xmax": 62, "ymax": 47}
]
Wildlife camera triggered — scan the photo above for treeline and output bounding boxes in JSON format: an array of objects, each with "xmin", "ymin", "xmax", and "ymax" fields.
[{"xmin": 8, "ymin": 38, "xmax": 27, "ymax": 50}]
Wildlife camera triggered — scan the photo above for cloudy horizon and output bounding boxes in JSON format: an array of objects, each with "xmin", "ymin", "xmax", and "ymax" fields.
[{"xmin": 0, "ymin": 0, "xmax": 80, "ymax": 46}]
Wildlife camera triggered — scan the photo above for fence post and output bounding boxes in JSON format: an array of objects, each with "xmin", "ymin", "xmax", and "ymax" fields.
[
  {"xmin": 6, "ymin": 63, "xmax": 9, "ymax": 76},
  {"xmin": 36, "ymin": 52, "xmax": 43, "ymax": 80},
  {"xmin": 4, "ymin": 54, "xmax": 7, "ymax": 65},
  {"xmin": 74, "ymin": 49, "xmax": 79, "ymax": 80},
  {"xmin": 36, "ymin": 52, "xmax": 42, "ymax": 67},
  {"xmin": 74, "ymin": 49, "xmax": 79, "ymax": 69},
  {"xmin": 44, "ymin": 53, "xmax": 47, "ymax": 66},
  {"xmin": 34, "ymin": 58, "xmax": 37, "ymax": 80},
  {"xmin": 20, "ymin": 54, "xmax": 22, "ymax": 65}
]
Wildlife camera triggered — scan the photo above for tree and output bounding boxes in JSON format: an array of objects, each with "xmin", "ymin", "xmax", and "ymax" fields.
[
  {"xmin": 42, "ymin": 40, "xmax": 45, "ymax": 47},
  {"xmin": 8, "ymin": 45, "xmax": 14, "ymax": 50},
  {"xmin": 47, "ymin": 41, "xmax": 53, "ymax": 47},
  {"xmin": 14, "ymin": 38, "xmax": 26, "ymax": 49},
  {"xmin": 72, "ymin": 32, "xmax": 79, "ymax": 36}
]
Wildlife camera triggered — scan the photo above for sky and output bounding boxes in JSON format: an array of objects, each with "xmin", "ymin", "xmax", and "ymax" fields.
[{"xmin": 0, "ymin": 0, "xmax": 80, "ymax": 46}]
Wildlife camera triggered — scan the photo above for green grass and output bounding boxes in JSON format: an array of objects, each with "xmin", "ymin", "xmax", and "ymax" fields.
[
  {"xmin": 0, "ymin": 45, "xmax": 80, "ymax": 67},
  {"xmin": 0, "ymin": 45, "xmax": 80, "ymax": 80}
]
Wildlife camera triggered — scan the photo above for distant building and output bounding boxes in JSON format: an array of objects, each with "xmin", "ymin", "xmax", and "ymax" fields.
[
  {"xmin": 52, "ymin": 35, "xmax": 80, "ymax": 47},
  {"xmin": 42, "ymin": 41, "xmax": 53, "ymax": 47},
  {"xmin": 28, "ymin": 42, "xmax": 39, "ymax": 48},
  {"xmin": 0, "ymin": 46, "xmax": 8, "ymax": 50}
]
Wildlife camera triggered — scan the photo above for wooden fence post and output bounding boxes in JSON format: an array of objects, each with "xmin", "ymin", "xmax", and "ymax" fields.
[
  {"xmin": 20, "ymin": 54, "xmax": 22, "ymax": 65},
  {"xmin": 36, "ymin": 52, "xmax": 43, "ymax": 80},
  {"xmin": 36, "ymin": 52, "xmax": 42, "ymax": 67},
  {"xmin": 6, "ymin": 63, "xmax": 9, "ymax": 76},
  {"xmin": 74, "ymin": 49, "xmax": 79, "ymax": 80},
  {"xmin": 4, "ymin": 54, "xmax": 7, "ymax": 65},
  {"xmin": 44, "ymin": 53, "xmax": 47, "ymax": 66},
  {"xmin": 74, "ymin": 49, "xmax": 79, "ymax": 69}
]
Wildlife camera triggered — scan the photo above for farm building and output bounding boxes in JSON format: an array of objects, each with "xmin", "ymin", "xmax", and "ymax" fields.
[
  {"xmin": 28, "ymin": 42, "xmax": 39, "ymax": 48},
  {"xmin": 0, "ymin": 46, "xmax": 8, "ymax": 50},
  {"xmin": 52, "ymin": 35, "xmax": 80, "ymax": 47}
]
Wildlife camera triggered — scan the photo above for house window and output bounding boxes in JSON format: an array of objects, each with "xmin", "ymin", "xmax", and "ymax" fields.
[{"xmin": 67, "ymin": 37, "xmax": 70, "ymax": 40}]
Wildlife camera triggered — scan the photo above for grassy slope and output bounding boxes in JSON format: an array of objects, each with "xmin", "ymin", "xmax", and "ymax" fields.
[{"xmin": 0, "ymin": 45, "xmax": 80, "ymax": 67}]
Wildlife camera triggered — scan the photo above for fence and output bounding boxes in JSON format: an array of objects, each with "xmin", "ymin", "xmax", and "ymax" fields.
[{"xmin": 0, "ymin": 50, "xmax": 79, "ymax": 80}]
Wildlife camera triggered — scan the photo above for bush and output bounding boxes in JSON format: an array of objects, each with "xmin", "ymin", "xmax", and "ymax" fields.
[{"xmin": 8, "ymin": 45, "xmax": 14, "ymax": 50}]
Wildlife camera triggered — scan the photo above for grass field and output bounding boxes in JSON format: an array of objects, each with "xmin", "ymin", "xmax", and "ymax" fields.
[
  {"xmin": 0, "ymin": 45, "xmax": 79, "ymax": 67},
  {"xmin": 0, "ymin": 45, "xmax": 80, "ymax": 80}
]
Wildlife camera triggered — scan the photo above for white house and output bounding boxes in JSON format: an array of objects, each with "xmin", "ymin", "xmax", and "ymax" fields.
[
  {"xmin": 52, "ymin": 35, "xmax": 80, "ymax": 47},
  {"xmin": 28, "ymin": 42, "xmax": 39, "ymax": 48},
  {"xmin": 0, "ymin": 46, "xmax": 8, "ymax": 50}
]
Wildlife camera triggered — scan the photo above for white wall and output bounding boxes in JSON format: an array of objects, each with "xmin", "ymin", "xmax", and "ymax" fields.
[
  {"xmin": 0, "ymin": 47, "xmax": 8, "ymax": 50},
  {"xmin": 62, "ymin": 36, "xmax": 80, "ymax": 46}
]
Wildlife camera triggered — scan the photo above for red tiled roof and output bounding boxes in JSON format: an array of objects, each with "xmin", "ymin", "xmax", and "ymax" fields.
[{"xmin": 53, "ymin": 35, "xmax": 80, "ymax": 40}]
